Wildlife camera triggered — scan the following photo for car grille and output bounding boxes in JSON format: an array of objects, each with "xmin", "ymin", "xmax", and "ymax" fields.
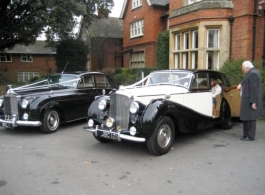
[
  {"xmin": 110, "ymin": 93, "xmax": 130, "ymax": 132},
  {"xmin": 4, "ymin": 95, "xmax": 19, "ymax": 117}
]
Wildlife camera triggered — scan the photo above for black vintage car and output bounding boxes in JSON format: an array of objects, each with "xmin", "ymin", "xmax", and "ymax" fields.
[
  {"xmin": 84, "ymin": 69, "xmax": 241, "ymax": 155},
  {"xmin": 0, "ymin": 72, "xmax": 115, "ymax": 133}
]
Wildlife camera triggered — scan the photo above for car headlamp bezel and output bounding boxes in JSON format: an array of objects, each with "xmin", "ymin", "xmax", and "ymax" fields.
[
  {"xmin": 21, "ymin": 99, "xmax": 29, "ymax": 109},
  {"xmin": 129, "ymin": 101, "xmax": 139, "ymax": 114},
  {"xmin": 98, "ymin": 99, "xmax": 107, "ymax": 111}
]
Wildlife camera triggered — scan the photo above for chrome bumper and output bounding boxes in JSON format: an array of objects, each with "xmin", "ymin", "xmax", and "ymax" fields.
[
  {"xmin": 84, "ymin": 125, "xmax": 146, "ymax": 142},
  {"xmin": 0, "ymin": 118, "xmax": 42, "ymax": 128}
]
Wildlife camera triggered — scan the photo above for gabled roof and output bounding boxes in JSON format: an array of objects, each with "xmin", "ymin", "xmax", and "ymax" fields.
[
  {"xmin": 120, "ymin": 0, "xmax": 169, "ymax": 19},
  {"xmin": 3, "ymin": 41, "xmax": 55, "ymax": 55}
]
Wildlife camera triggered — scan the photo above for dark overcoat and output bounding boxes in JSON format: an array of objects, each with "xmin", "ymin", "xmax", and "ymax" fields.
[{"xmin": 240, "ymin": 67, "xmax": 264, "ymax": 120}]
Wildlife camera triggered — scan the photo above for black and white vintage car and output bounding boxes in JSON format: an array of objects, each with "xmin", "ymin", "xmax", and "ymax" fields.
[
  {"xmin": 84, "ymin": 69, "xmax": 241, "ymax": 155},
  {"xmin": 0, "ymin": 72, "xmax": 115, "ymax": 133}
]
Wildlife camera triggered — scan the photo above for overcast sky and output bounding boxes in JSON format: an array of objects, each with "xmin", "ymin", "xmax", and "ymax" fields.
[{"xmin": 110, "ymin": 0, "xmax": 124, "ymax": 17}]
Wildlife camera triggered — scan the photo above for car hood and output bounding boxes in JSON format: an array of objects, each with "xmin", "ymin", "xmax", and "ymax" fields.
[
  {"xmin": 6, "ymin": 85, "xmax": 75, "ymax": 99},
  {"xmin": 116, "ymin": 85, "xmax": 188, "ymax": 105}
]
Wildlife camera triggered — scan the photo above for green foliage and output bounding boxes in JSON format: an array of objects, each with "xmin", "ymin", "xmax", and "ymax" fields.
[
  {"xmin": 0, "ymin": 0, "xmax": 114, "ymax": 51},
  {"xmin": 156, "ymin": 30, "xmax": 169, "ymax": 70},
  {"xmin": 112, "ymin": 67, "xmax": 157, "ymax": 86},
  {"xmin": 56, "ymin": 39, "xmax": 89, "ymax": 72},
  {"xmin": 219, "ymin": 58, "xmax": 245, "ymax": 85},
  {"xmin": 0, "ymin": 72, "xmax": 10, "ymax": 85},
  {"xmin": 113, "ymin": 74, "xmax": 128, "ymax": 86}
]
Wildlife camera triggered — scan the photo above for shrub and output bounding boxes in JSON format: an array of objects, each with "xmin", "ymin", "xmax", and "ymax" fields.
[
  {"xmin": 219, "ymin": 58, "xmax": 245, "ymax": 85},
  {"xmin": 156, "ymin": 30, "xmax": 169, "ymax": 70}
]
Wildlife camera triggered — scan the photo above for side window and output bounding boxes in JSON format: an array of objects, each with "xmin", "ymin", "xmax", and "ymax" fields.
[
  {"xmin": 83, "ymin": 75, "xmax": 94, "ymax": 88},
  {"xmin": 191, "ymin": 73, "xmax": 209, "ymax": 89},
  {"xmin": 209, "ymin": 73, "xmax": 225, "ymax": 87},
  {"xmin": 77, "ymin": 77, "xmax": 84, "ymax": 88},
  {"xmin": 95, "ymin": 75, "xmax": 110, "ymax": 88}
]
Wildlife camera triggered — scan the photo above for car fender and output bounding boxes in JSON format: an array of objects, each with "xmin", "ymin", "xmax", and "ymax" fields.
[
  {"xmin": 87, "ymin": 96, "xmax": 110, "ymax": 121},
  {"xmin": 39, "ymin": 101, "xmax": 64, "ymax": 117},
  {"xmin": 140, "ymin": 99, "xmax": 172, "ymax": 137}
]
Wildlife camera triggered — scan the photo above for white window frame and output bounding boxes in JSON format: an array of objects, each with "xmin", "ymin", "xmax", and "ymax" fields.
[
  {"xmin": 173, "ymin": 30, "xmax": 198, "ymax": 69},
  {"xmin": 175, "ymin": 34, "xmax": 180, "ymax": 51},
  {"xmin": 132, "ymin": 0, "xmax": 142, "ymax": 9},
  {"xmin": 183, "ymin": 32, "xmax": 189, "ymax": 50},
  {"xmin": 21, "ymin": 54, "xmax": 33, "ymax": 62},
  {"xmin": 174, "ymin": 54, "xmax": 179, "ymax": 69},
  {"xmin": 18, "ymin": 72, "xmax": 39, "ymax": 82},
  {"xmin": 0, "ymin": 54, "xmax": 12, "ymax": 62},
  {"xmin": 206, "ymin": 29, "xmax": 220, "ymax": 69},
  {"xmin": 130, "ymin": 20, "xmax": 144, "ymax": 38},
  {"xmin": 207, "ymin": 29, "xmax": 219, "ymax": 48},
  {"xmin": 131, "ymin": 51, "xmax": 145, "ymax": 68},
  {"xmin": 191, "ymin": 30, "xmax": 198, "ymax": 68}
]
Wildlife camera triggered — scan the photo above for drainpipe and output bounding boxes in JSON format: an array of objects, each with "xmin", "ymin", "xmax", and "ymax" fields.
[
  {"xmin": 228, "ymin": 15, "xmax": 234, "ymax": 59},
  {"xmin": 252, "ymin": 0, "xmax": 258, "ymax": 62}
]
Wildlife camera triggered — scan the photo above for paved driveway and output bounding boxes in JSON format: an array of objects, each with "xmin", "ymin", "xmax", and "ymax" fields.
[{"xmin": 0, "ymin": 120, "xmax": 265, "ymax": 195}]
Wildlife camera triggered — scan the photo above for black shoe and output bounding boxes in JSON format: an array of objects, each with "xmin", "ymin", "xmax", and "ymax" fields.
[{"xmin": 241, "ymin": 137, "xmax": 254, "ymax": 141}]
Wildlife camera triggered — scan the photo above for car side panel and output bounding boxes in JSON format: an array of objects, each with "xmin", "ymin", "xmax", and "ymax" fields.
[
  {"xmin": 140, "ymin": 99, "xmax": 215, "ymax": 138},
  {"xmin": 223, "ymin": 86, "xmax": 241, "ymax": 117}
]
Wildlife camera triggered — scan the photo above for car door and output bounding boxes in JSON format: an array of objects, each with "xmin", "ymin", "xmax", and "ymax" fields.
[{"xmin": 221, "ymin": 74, "xmax": 241, "ymax": 117}]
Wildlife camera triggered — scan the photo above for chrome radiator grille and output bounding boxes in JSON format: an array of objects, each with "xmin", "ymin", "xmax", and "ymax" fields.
[
  {"xmin": 4, "ymin": 95, "xmax": 19, "ymax": 116},
  {"xmin": 110, "ymin": 94, "xmax": 130, "ymax": 131}
]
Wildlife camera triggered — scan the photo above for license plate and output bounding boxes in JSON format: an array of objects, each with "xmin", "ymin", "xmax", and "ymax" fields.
[{"xmin": 98, "ymin": 131, "xmax": 118, "ymax": 140}]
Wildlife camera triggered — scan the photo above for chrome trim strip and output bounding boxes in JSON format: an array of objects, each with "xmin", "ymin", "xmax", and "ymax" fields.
[
  {"xmin": 83, "ymin": 126, "xmax": 146, "ymax": 143},
  {"xmin": 0, "ymin": 119, "xmax": 42, "ymax": 127}
]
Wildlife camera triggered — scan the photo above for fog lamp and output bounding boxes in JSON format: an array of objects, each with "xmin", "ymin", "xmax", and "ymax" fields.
[
  {"xmin": 129, "ymin": 126, "xmax": 137, "ymax": 136},
  {"xmin": 106, "ymin": 117, "xmax": 115, "ymax": 128},
  {"xmin": 23, "ymin": 113, "xmax": 29, "ymax": 120},
  {"xmin": 88, "ymin": 119, "xmax": 94, "ymax": 127}
]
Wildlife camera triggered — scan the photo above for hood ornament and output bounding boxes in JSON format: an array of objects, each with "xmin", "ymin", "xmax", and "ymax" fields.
[{"xmin": 102, "ymin": 89, "xmax": 106, "ymax": 96}]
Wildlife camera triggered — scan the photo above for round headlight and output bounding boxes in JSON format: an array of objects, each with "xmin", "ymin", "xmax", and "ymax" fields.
[
  {"xmin": 106, "ymin": 117, "xmax": 115, "ymax": 128},
  {"xmin": 21, "ymin": 99, "xmax": 29, "ymax": 109},
  {"xmin": 88, "ymin": 119, "xmax": 94, "ymax": 127},
  {"xmin": 98, "ymin": 100, "xmax": 107, "ymax": 111},
  {"xmin": 129, "ymin": 102, "xmax": 139, "ymax": 114},
  {"xmin": 0, "ymin": 99, "xmax": 3, "ymax": 107}
]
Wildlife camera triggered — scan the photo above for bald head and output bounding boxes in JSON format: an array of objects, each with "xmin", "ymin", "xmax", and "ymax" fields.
[{"xmin": 242, "ymin": 61, "xmax": 254, "ymax": 74}]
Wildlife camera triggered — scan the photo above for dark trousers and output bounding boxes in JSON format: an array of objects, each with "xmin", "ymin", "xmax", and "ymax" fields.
[{"xmin": 242, "ymin": 120, "xmax": 256, "ymax": 140}]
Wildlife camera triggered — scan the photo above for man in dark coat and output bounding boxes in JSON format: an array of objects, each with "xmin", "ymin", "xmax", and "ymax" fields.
[{"xmin": 237, "ymin": 61, "xmax": 263, "ymax": 141}]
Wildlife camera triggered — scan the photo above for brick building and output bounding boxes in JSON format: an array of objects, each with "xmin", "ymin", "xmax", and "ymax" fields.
[
  {"xmin": 0, "ymin": 41, "xmax": 56, "ymax": 84},
  {"xmin": 120, "ymin": 0, "xmax": 265, "ymax": 69},
  {"xmin": 79, "ymin": 17, "xmax": 123, "ymax": 71},
  {"xmin": 120, "ymin": 0, "xmax": 169, "ymax": 68}
]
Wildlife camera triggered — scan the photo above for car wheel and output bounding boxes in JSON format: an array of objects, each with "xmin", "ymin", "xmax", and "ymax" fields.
[
  {"xmin": 146, "ymin": 116, "xmax": 175, "ymax": 155},
  {"xmin": 40, "ymin": 109, "xmax": 60, "ymax": 133},
  {"xmin": 92, "ymin": 133, "xmax": 111, "ymax": 143},
  {"xmin": 220, "ymin": 100, "xmax": 232, "ymax": 130}
]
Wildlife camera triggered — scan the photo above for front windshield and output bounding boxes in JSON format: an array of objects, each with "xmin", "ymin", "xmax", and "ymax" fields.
[
  {"xmin": 145, "ymin": 72, "xmax": 193, "ymax": 88},
  {"xmin": 48, "ymin": 74, "xmax": 79, "ymax": 88}
]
